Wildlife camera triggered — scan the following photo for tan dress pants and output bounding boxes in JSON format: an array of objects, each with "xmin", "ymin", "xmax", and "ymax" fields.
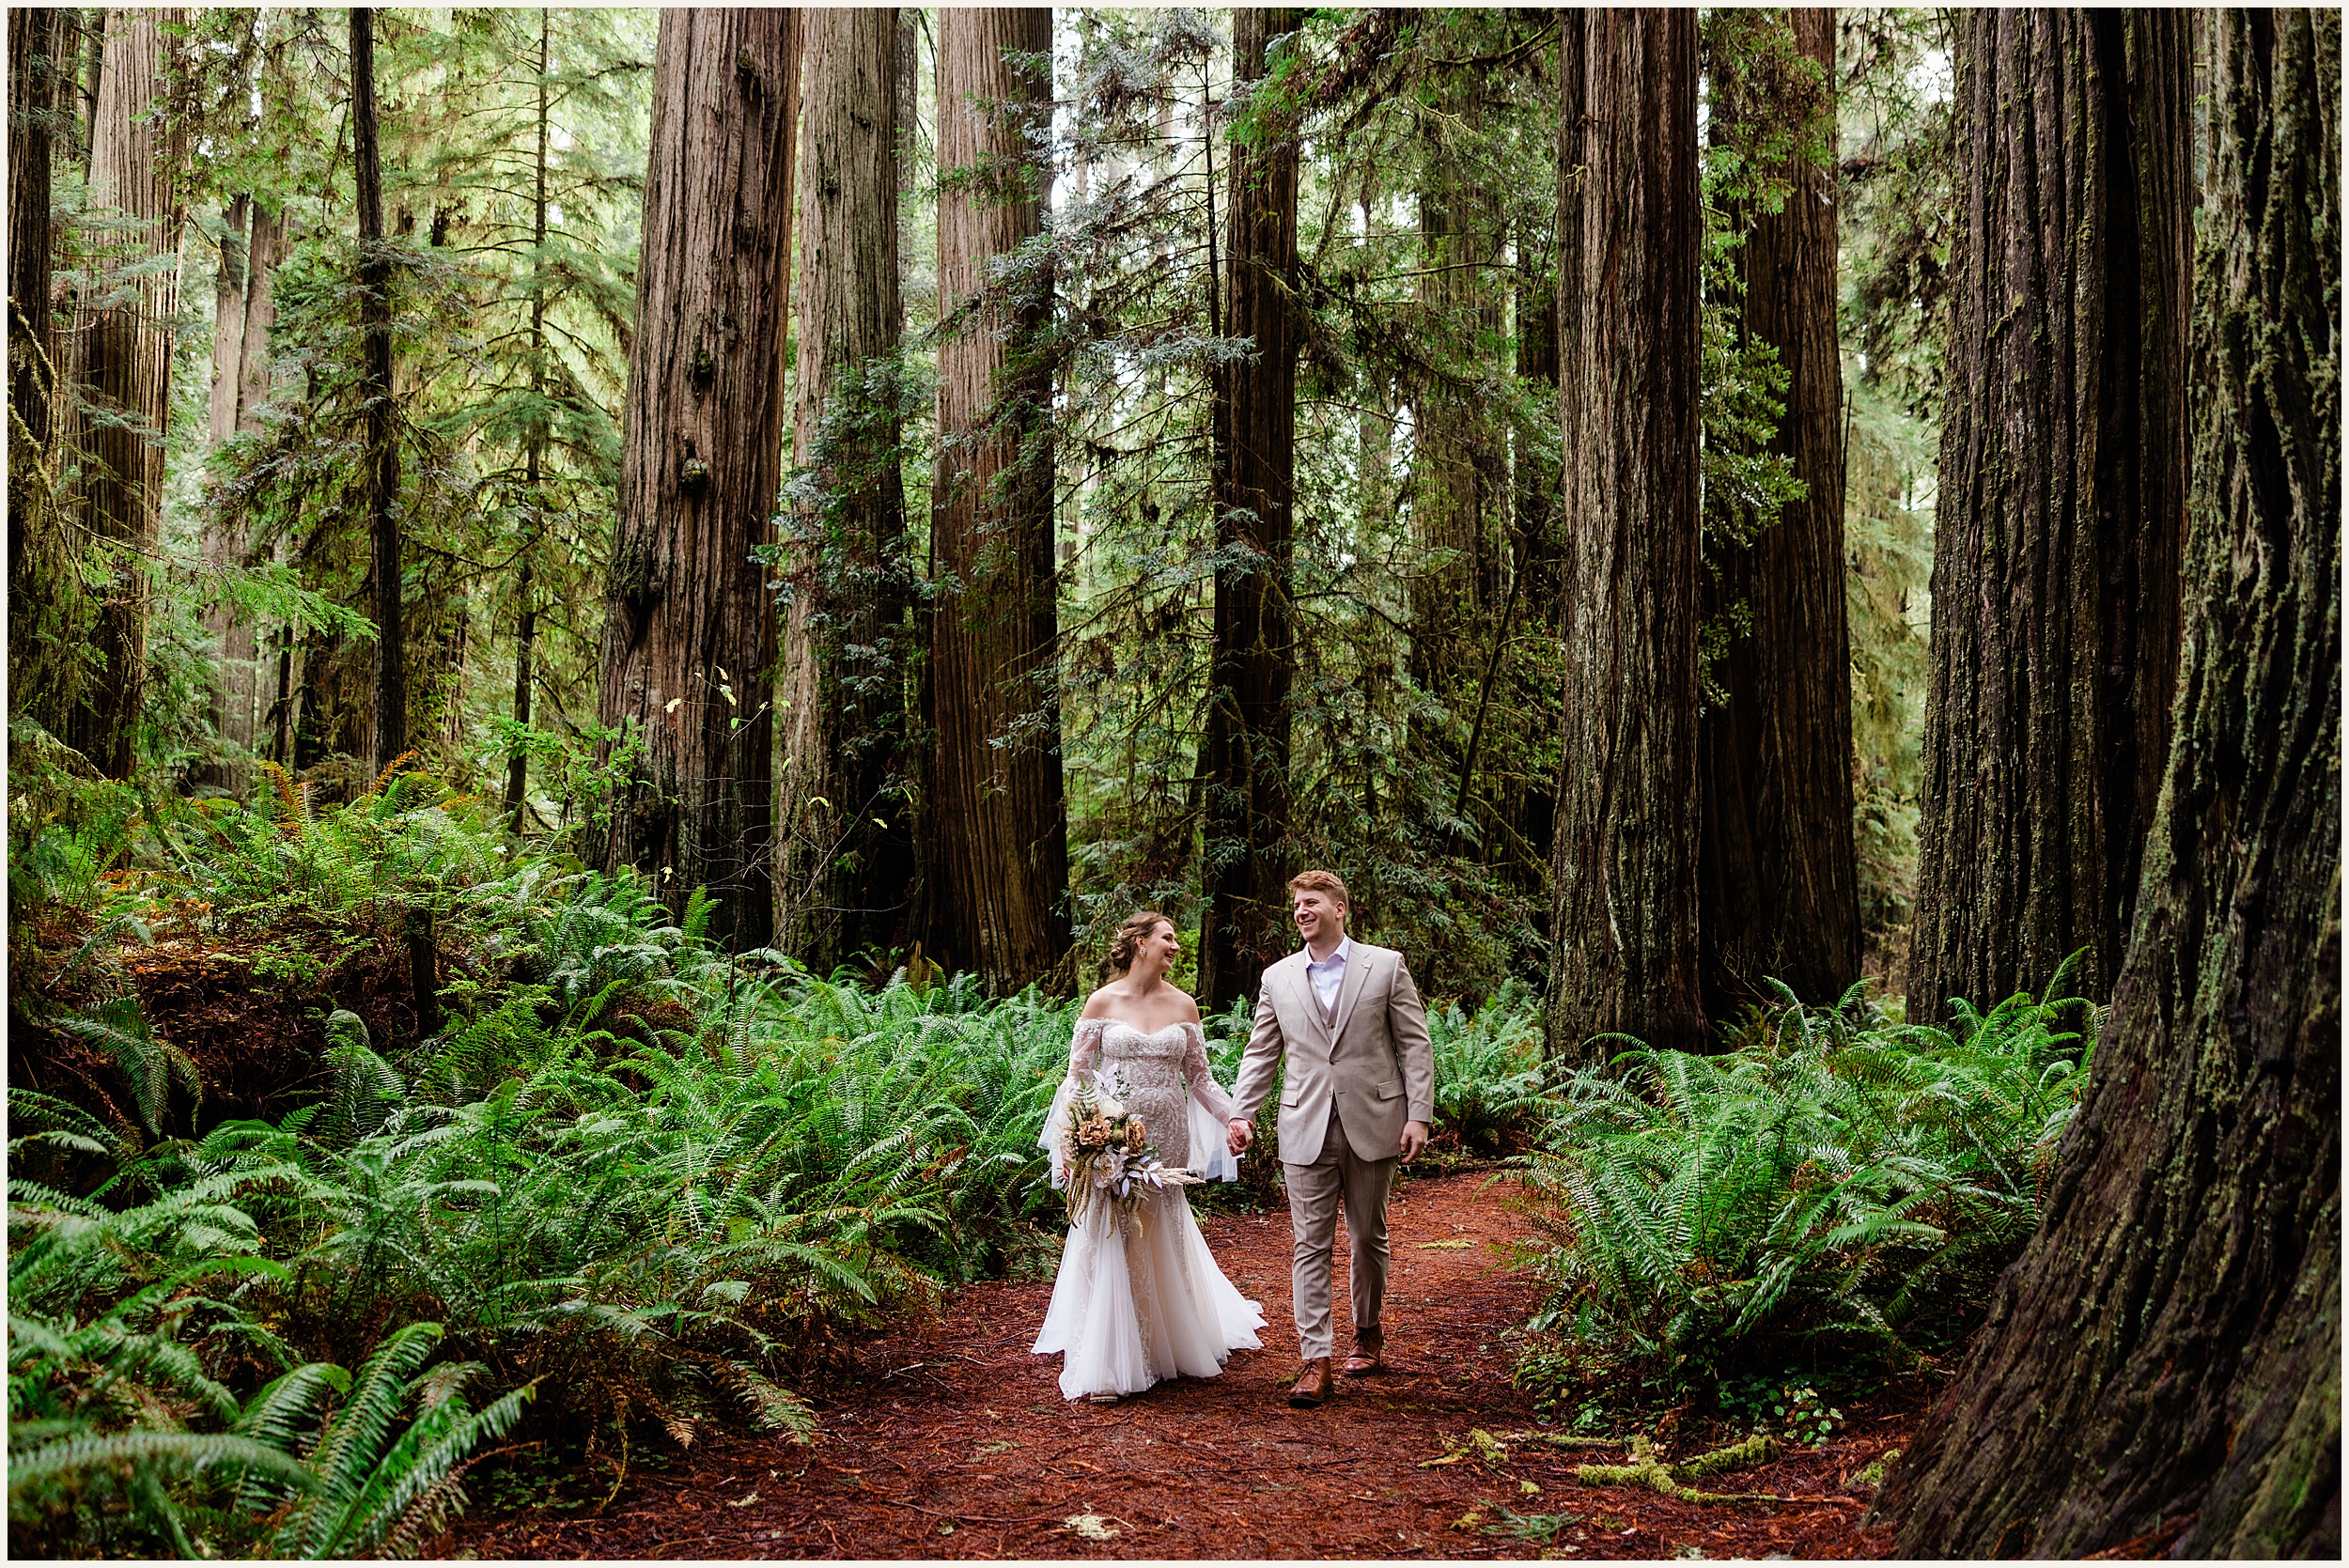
[{"xmin": 1284, "ymin": 1106, "xmax": 1395, "ymax": 1361}]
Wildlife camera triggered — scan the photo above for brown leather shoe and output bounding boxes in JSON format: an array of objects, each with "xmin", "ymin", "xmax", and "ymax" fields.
[
  {"xmin": 1289, "ymin": 1357, "xmax": 1334, "ymax": 1407},
  {"xmin": 1341, "ymin": 1328, "xmax": 1385, "ymax": 1376}
]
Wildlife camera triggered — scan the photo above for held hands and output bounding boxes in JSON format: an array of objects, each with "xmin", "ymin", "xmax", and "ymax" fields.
[
  {"xmin": 1399, "ymin": 1121, "xmax": 1430, "ymax": 1162},
  {"xmin": 1226, "ymin": 1118, "xmax": 1254, "ymax": 1157}
]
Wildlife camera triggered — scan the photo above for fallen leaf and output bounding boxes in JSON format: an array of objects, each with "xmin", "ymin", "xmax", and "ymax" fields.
[
  {"xmin": 729, "ymin": 1491, "xmax": 757, "ymax": 1507},
  {"xmin": 1419, "ymin": 1239, "xmax": 1471, "ymax": 1250}
]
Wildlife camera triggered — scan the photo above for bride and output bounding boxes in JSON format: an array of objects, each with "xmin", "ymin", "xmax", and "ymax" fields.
[{"xmin": 1033, "ymin": 911, "xmax": 1266, "ymax": 1402}]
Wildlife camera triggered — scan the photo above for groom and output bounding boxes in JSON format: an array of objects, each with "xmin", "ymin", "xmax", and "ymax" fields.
[{"xmin": 1226, "ymin": 871, "xmax": 1434, "ymax": 1408}]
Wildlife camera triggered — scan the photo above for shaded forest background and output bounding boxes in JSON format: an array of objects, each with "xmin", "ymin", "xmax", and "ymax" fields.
[{"xmin": 8, "ymin": 6, "xmax": 1947, "ymax": 1021}]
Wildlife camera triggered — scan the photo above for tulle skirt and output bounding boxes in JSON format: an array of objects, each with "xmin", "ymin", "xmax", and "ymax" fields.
[{"xmin": 1032, "ymin": 1188, "xmax": 1266, "ymax": 1401}]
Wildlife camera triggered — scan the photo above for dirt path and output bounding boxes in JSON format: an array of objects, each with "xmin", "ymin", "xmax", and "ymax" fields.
[{"xmin": 444, "ymin": 1172, "xmax": 1909, "ymax": 1560}]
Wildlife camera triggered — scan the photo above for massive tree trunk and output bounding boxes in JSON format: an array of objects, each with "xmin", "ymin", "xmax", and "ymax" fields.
[
  {"xmin": 1408, "ymin": 70, "xmax": 1505, "ymax": 774},
  {"xmin": 197, "ymin": 194, "xmax": 286, "ymax": 788},
  {"xmin": 779, "ymin": 7, "xmax": 915, "ymax": 974},
  {"xmin": 927, "ymin": 7, "xmax": 1068, "ymax": 991},
  {"xmin": 595, "ymin": 7, "xmax": 800, "ymax": 952},
  {"xmin": 66, "ymin": 7, "xmax": 182, "ymax": 779},
  {"xmin": 1885, "ymin": 12, "xmax": 2340, "ymax": 1556},
  {"xmin": 8, "ymin": 4, "xmax": 65, "ymax": 615},
  {"xmin": 1697, "ymin": 7, "xmax": 1859, "ymax": 1011},
  {"xmin": 1545, "ymin": 9, "xmax": 1704, "ymax": 1059},
  {"xmin": 1196, "ymin": 6, "xmax": 1301, "ymax": 1013},
  {"xmin": 351, "ymin": 8, "xmax": 404, "ymax": 779},
  {"xmin": 1906, "ymin": 9, "xmax": 2193, "ymax": 1024}
]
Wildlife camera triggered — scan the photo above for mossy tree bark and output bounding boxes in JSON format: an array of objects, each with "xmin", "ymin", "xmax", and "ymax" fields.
[
  {"xmin": 1698, "ymin": 8, "xmax": 1859, "ymax": 1013},
  {"xmin": 779, "ymin": 7, "xmax": 917, "ymax": 975},
  {"xmin": 927, "ymin": 8, "xmax": 1070, "ymax": 991},
  {"xmin": 1197, "ymin": 6, "xmax": 1302, "ymax": 1013},
  {"xmin": 66, "ymin": 7, "xmax": 182, "ymax": 779},
  {"xmin": 1885, "ymin": 11, "xmax": 2340, "ymax": 1557},
  {"xmin": 1408, "ymin": 68, "xmax": 1506, "ymax": 823},
  {"xmin": 1906, "ymin": 9, "xmax": 2193, "ymax": 1024},
  {"xmin": 1545, "ymin": 9, "xmax": 1706, "ymax": 1059},
  {"xmin": 595, "ymin": 8, "xmax": 800, "ymax": 952},
  {"xmin": 197, "ymin": 195, "xmax": 286, "ymax": 791}
]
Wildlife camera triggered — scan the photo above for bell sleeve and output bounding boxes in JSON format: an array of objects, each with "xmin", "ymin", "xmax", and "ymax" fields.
[
  {"xmin": 1040, "ymin": 1017, "xmax": 1110, "ymax": 1189},
  {"xmin": 1182, "ymin": 1023, "xmax": 1241, "ymax": 1182}
]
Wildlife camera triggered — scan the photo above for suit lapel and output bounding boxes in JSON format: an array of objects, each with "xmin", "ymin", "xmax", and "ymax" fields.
[
  {"xmin": 1287, "ymin": 953, "xmax": 1333, "ymax": 1048},
  {"xmin": 1329, "ymin": 943, "xmax": 1373, "ymax": 1045}
]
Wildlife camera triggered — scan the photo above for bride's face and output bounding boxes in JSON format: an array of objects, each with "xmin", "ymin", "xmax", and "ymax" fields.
[{"xmin": 1134, "ymin": 920, "xmax": 1180, "ymax": 978}]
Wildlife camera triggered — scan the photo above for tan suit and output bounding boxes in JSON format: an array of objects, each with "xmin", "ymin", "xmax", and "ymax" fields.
[{"xmin": 1230, "ymin": 941, "xmax": 1436, "ymax": 1360}]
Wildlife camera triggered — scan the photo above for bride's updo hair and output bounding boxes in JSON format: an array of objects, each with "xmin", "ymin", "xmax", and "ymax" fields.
[{"xmin": 1106, "ymin": 910, "xmax": 1175, "ymax": 976}]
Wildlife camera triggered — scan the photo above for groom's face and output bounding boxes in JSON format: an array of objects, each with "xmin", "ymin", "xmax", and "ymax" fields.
[{"xmin": 1292, "ymin": 889, "xmax": 1346, "ymax": 946}]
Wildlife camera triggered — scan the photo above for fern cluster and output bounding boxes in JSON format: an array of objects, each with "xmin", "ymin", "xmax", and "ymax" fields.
[
  {"xmin": 1517, "ymin": 966, "xmax": 2093, "ymax": 1396},
  {"xmin": 9, "ymin": 778, "xmax": 1554, "ymax": 1553}
]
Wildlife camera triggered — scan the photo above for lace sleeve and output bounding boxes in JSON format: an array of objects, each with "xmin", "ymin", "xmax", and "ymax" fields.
[
  {"xmin": 1070, "ymin": 1017, "xmax": 1109, "ymax": 1076},
  {"xmin": 1042, "ymin": 1019, "xmax": 1112, "ymax": 1190},
  {"xmin": 1183, "ymin": 1023, "xmax": 1237, "ymax": 1124}
]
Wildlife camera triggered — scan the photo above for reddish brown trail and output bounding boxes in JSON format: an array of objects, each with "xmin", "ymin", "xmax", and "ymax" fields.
[{"xmin": 443, "ymin": 1172, "xmax": 1913, "ymax": 1560}]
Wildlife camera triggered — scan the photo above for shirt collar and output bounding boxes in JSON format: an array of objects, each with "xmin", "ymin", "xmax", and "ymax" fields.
[{"xmin": 1306, "ymin": 936, "xmax": 1352, "ymax": 970}]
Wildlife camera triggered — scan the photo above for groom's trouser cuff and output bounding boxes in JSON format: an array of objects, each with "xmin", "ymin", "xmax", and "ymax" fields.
[{"xmin": 1283, "ymin": 1116, "xmax": 1396, "ymax": 1361}]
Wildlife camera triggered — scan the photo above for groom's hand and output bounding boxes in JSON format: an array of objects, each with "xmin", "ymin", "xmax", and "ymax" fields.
[
  {"xmin": 1226, "ymin": 1118, "xmax": 1254, "ymax": 1156},
  {"xmin": 1399, "ymin": 1121, "xmax": 1430, "ymax": 1162}
]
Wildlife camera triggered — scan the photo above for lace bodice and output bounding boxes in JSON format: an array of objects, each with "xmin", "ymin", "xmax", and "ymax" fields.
[{"xmin": 1068, "ymin": 1019, "xmax": 1237, "ymax": 1170}]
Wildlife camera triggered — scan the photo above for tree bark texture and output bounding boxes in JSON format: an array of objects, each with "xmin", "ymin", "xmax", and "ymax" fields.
[
  {"xmin": 1886, "ymin": 11, "xmax": 2340, "ymax": 1556},
  {"xmin": 198, "ymin": 196, "xmax": 286, "ymax": 786},
  {"xmin": 1906, "ymin": 9, "xmax": 2193, "ymax": 1024},
  {"xmin": 351, "ymin": 9, "xmax": 405, "ymax": 779},
  {"xmin": 596, "ymin": 7, "xmax": 800, "ymax": 952},
  {"xmin": 1697, "ymin": 7, "xmax": 1860, "ymax": 1011},
  {"xmin": 1409, "ymin": 71, "xmax": 1506, "ymax": 735},
  {"xmin": 779, "ymin": 6, "xmax": 917, "ymax": 975},
  {"xmin": 1545, "ymin": 9, "xmax": 1705, "ymax": 1058},
  {"xmin": 65, "ymin": 7, "xmax": 181, "ymax": 778},
  {"xmin": 8, "ymin": 3, "xmax": 65, "ymax": 601},
  {"xmin": 1196, "ymin": 6, "xmax": 1302, "ymax": 1014},
  {"xmin": 927, "ymin": 7, "xmax": 1069, "ymax": 991}
]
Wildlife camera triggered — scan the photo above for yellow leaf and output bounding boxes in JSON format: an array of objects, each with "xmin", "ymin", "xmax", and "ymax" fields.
[{"xmin": 665, "ymin": 697, "xmax": 683, "ymax": 714}]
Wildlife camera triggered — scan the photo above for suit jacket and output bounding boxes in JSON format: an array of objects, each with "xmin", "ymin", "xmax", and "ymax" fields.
[{"xmin": 1229, "ymin": 940, "xmax": 1437, "ymax": 1165}]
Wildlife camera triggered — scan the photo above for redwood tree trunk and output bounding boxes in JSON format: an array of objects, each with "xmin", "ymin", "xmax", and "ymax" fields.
[
  {"xmin": 1408, "ymin": 69, "xmax": 1504, "ymax": 774},
  {"xmin": 8, "ymin": 4, "xmax": 64, "ymax": 606},
  {"xmin": 780, "ymin": 6, "xmax": 915, "ymax": 974},
  {"xmin": 927, "ymin": 7, "xmax": 1068, "ymax": 991},
  {"xmin": 198, "ymin": 194, "xmax": 285, "ymax": 788},
  {"xmin": 66, "ymin": 7, "xmax": 181, "ymax": 779},
  {"xmin": 1906, "ymin": 9, "xmax": 2193, "ymax": 1024},
  {"xmin": 1886, "ymin": 12, "xmax": 2339, "ymax": 1556},
  {"xmin": 1545, "ymin": 9, "xmax": 1704, "ymax": 1059},
  {"xmin": 352, "ymin": 8, "xmax": 404, "ymax": 779},
  {"xmin": 596, "ymin": 7, "xmax": 800, "ymax": 951},
  {"xmin": 1697, "ymin": 7, "xmax": 1859, "ymax": 1011},
  {"xmin": 1196, "ymin": 6, "xmax": 1301, "ymax": 1013}
]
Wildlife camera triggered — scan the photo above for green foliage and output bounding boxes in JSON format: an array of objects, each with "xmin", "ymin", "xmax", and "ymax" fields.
[
  {"xmin": 1517, "ymin": 963, "xmax": 2095, "ymax": 1397},
  {"xmin": 7, "ymin": 781, "xmax": 1563, "ymax": 1550}
]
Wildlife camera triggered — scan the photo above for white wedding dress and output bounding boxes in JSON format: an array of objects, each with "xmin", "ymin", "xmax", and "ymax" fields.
[{"xmin": 1032, "ymin": 1019, "xmax": 1267, "ymax": 1401}]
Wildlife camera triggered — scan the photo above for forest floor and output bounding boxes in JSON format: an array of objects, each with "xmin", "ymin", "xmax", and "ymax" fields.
[{"xmin": 439, "ymin": 1172, "xmax": 1919, "ymax": 1560}]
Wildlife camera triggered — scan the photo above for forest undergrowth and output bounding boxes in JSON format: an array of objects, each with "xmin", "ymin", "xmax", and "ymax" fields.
[{"xmin": 8, "ymin": 770, "xmax": 2088, "ymax": 1557}]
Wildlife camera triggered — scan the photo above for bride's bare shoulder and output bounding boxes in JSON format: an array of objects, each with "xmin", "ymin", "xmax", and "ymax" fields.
[{"xmin": 1079, "ymin": 986, "xmax": 1120, "ymax": 1019}]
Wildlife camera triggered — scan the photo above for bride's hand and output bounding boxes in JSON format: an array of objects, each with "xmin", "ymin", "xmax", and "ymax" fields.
[{"xmin": 1226, "ymin": 1118, "xmax": 1254, "ymax": 1156}]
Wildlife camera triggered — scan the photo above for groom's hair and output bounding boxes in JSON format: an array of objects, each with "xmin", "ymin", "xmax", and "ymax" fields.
[{"xmin": 1286, "ymin": 869, "xmax": 1349, "ymax": 907}]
